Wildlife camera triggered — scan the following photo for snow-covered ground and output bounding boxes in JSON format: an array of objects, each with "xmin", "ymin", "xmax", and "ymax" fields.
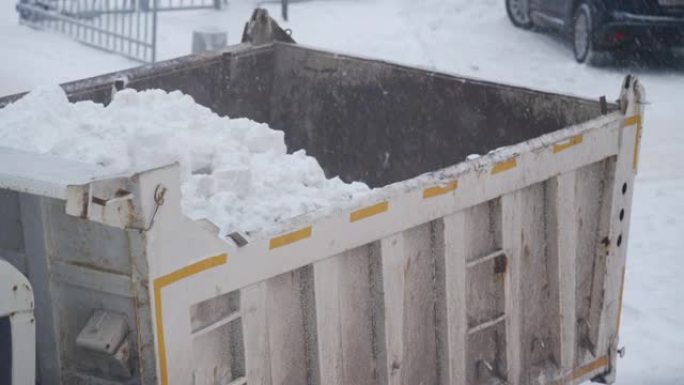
[{"xmin": 1, "ymin": 0, "xmax": 683, "ymax": 383}]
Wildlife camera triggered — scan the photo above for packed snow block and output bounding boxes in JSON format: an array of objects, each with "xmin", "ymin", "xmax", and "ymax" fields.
[{"xmin": 0, "ymin": 85, "xmax": 369, "ymax": 237}]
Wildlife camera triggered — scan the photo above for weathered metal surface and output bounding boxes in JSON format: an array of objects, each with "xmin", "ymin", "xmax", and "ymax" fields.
[
  {"xmin": 0, "ymin": 40, "xmax": 641, "ymax": 385},
  {"xmin": 268, "ymin": 44, "xmax": 614, "ymax": 187},
  {"xmin": 0, "ymin": 259, "xmax": 35, "ymax": 385}
]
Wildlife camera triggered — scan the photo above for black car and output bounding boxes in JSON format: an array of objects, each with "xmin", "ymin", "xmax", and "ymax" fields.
[{"xmin": 505, "ymin": 0, "xmax": 684, "ymax": 63}]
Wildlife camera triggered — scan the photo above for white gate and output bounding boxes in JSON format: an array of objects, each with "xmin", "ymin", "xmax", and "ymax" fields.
[{"xmin": 15, "ymin": 0, "xmax": 227, "ymax": 63}]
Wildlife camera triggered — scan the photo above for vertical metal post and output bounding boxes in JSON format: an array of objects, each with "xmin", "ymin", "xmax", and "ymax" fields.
[
  {"xmin": 76, "ymin": 0, "xmax": 82, "ymax": 40},
  {"xmin": 281, "ymin": 0, "xmax": 288, "ymax": 21},
  {"xmin": 143, "ymin": 0, "xmax": 149, "ymax": 61},
  {"xmin": 59, "ymin": 0, "xmax": 64, "ymax": 32},
  {"xmin": 136, "ymin": 0, "xmax": 141, "ymax": 59},
  {"xmin": 151, "ymin": 0, "xmax": 158, "ymax": 63},
  {"xmin": 128, "ymin": 1, "xmax": 133, "ymax": 57},
  {"xmin": 97, "ymin": 0, "xmax": 103, "ymax": 49},
  {"xmin": 105, "ymin": 0, "xmax": 111, "ymax": 50},
  {"xmin": 120, "ymin": 0, "xmax": 125, "ymax": 52}
]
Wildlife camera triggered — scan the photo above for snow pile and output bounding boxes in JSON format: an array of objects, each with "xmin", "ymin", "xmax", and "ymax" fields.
[{"xmin": 0, "ymin": 86, "xmax": 370, "ymax": 235}]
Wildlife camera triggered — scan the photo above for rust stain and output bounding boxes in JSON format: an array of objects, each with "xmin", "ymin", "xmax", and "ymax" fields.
[
  {"xmin": 632, "ymin": 117, "xmax": 643, "ymax": 170},
  {"xmin": 616, "ymin": 267, "xmax": 627, "ymax": 332},
  {"xmin": 494, "ymin": 254, "xmax": 507, "ymax": 275}
]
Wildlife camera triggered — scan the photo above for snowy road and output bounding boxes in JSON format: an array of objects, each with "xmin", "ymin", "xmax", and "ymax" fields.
[{"xmin": 2, "ymin": 0, "xmax": 683, "ymax": 383}]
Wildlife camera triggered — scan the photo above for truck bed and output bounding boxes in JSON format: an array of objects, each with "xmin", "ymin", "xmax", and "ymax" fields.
[{"xmin": 0, "ymin": 40, "xmax": 645, "ymax": 385}]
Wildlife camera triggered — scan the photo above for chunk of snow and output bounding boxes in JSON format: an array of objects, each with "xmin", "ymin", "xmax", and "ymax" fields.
[{"xmin": 0, "ymin": 86, "xmax": 371, "ymax": 236}]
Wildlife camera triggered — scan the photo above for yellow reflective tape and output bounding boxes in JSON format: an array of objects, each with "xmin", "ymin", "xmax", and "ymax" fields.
[
  {"xmin": 350, "ymin": 201, "xmax": 389, "ymax": 222},
  {"xmin": 616, "ymin": 267, "xmax": 627, "ymax": 332},
  {"xmin": 553, "ymin": 135, "xmax": 584, "ymax": 153},
  {"xmin": 633, "ymin": 118, "xmax": 643, "ymax": 170},
  {"xmin": 269, "ymin": 226, "xmax": 312, "ymax": 249},
  {"xmin": 623, "ymin": 115, "xmax": 641, "ymax": 127},
  {"xmin": 623, "ymin": 114, "xmax": 643, "ymax": 170},
  {"xmin": 491, "ymin": 158, "xmax": 518, "ymax": 175},
  {"xmin": 571, "ymin": 356, "xmax": 608, "ymax": 381},
  {"xmin": 553, "ymin": 356, "xmax": 609, "ymax": 385},
  {"xmin": 423, "ymin": 181, "xmax": 458, "ymax": 199},
  {"xmin": 153, "ymin": 253, "xmax": 228, "ymax": 385}
]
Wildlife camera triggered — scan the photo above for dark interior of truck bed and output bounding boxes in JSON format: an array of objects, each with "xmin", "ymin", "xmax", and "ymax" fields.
[{"xmin": 0, "ymin": 42, "xmax": 613, "ymax": 187}]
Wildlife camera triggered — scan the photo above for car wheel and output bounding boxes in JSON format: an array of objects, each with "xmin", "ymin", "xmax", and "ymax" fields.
[
  {"xmin": 506, "ymin": 0, "xmax": 533, "ymax": 29},
  {"xmin": 573, "ymin": 2, "xmax": 597, "ymax": 64}
]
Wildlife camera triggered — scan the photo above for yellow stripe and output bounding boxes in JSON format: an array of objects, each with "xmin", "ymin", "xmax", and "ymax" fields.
[
  {"xmin": 153, "ymin": 253, "xmax": 228, "ymax": 385},
  {"xmin": 423, "ymin": 181, "xmax": 458, "ymax": 199},
  {"xmin": 553, "ymin": 356, "xmax": 609, "ymax": 385},
  {"xmin": 624, "ymin": 115, "xmax": 643, "ymax": 170},
  {"xmin": 349, "ymin": 201, "xmax": 389, "ymax": 222},
  {"xmin": 491, "ymin": 158, "xmax": 517, "ymax": 175},
  {"xmin": 269, "ymin": 226, "xmax": 312, "ymax": 249},
  {"xmin": 571, "ymin": 356, "xmax": 608, "ymax": 381},
  {"xmin": 633, "ymin": 118, "xmax": 643, "ymax": 170},
  {"xmin": 616, "ymin": 267, "xmax": 627, "ymax": 333},
  {"xmin": 553, "ymin": 135, "xmax": 584, "ymax": 153},
  {"xmin": 623, "ymin": 115, "xmax": 641, "ymax": 127}
]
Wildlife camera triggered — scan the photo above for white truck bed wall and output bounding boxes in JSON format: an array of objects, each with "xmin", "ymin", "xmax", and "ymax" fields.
[{"xmin": 0, "ymin": 42, "xmax": 644, "ymax": 385}]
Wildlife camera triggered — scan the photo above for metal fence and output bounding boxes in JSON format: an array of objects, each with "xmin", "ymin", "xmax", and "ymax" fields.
[
  {"xmin": 156, "ymin": 0, "xmax": 224, "ymax": 11},
  {"xmin": 15, "ymin": 0, "xmax": 226, "ymax": 63}
]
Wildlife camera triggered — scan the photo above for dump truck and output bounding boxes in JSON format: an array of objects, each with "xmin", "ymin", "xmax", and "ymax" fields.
[{"xmin": 0, "ymin": 10, "xmax": 645, "ymax": 385}]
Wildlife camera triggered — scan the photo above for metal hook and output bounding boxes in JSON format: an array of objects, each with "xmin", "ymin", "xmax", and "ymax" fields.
[
  {"xmin": 126, "ymin": 184, "xmax": 166, "ymax": 232},
  {"xmin": 617, "ymin": 346, "xmax": 626, "ymax": 358}
]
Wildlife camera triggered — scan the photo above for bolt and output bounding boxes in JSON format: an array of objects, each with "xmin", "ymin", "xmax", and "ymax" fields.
[{"xmin": 617, "ymin": 347, "xmax": 626, "ymax": 358}]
